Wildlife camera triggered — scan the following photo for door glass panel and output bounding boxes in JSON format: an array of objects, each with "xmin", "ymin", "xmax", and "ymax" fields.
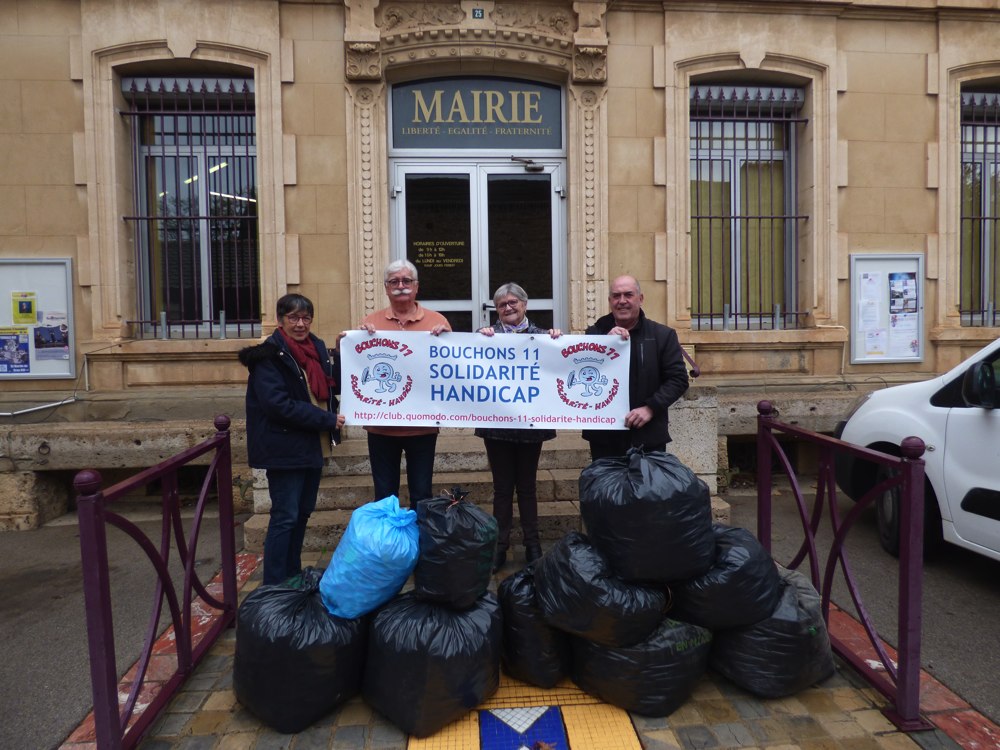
[
  {"xmin": 487, "ymin": 174, "xmax": 553, "ymax": 302},
  {"xmin": 404, "ymin": 174, "xmax": 471, "ymax": 300}
]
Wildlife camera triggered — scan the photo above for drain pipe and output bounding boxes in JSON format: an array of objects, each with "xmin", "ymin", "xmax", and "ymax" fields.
[{"xmin": 0, "ymin": 396, "xmax": 78, "ymax": 417}]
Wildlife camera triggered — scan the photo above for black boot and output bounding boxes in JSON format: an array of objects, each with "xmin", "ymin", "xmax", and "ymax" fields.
[
  {"xmin": 525, "ymin": 542, "xmax": 543, "ymax": 564},
  {"xmin": 492, "ymin": 547, "xmax": 508, "ymax": 573}
]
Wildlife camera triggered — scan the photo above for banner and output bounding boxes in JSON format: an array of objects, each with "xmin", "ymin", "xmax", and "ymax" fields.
[{"xmin": 340, "ymin": 331, "xmax": 630, "ymax": 430}]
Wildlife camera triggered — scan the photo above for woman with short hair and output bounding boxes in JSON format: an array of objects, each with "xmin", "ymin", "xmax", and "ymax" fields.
[{"xmin": 477, "ymin": 282, "xmax": 561, "ymax": 572}]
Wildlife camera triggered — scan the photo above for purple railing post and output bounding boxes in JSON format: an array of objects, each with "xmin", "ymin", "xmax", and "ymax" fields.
[
  {"xmin": 213, "ymin": 415, "xmax": 238, "ymax": 616},
  {"xmin": 891, "ymin": 435, "xmax": 926, "ymax": 730},
  {"xmin": 756, "ymin": 400, "xmax": 776, "ymax": 553},
  {"xmin": 75, "ymin": 469, "xmax": 123, "ymax": 750}
]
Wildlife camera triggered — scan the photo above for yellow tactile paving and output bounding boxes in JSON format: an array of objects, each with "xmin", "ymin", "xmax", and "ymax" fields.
[
  {"xmin": 407, "ymin": 711, "xmax": 480, "ymax": 750},
  {"xmin": 480, "ymin": 676, "xmax": 603, "ymax": 710},
  {"xmin": 561, "ymin": 704, "xmax": 643, "ymax": 749},
  {"xmin": 407, "ymin": 674, "xmax": 641, "ymax": 749}
]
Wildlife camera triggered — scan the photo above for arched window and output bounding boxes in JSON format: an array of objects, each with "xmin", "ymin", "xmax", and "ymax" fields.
[
  {"xmin": 689, "ymin": 85, "xmax": 807, "ymax": 330},
  {"xmin": 122, "ymin": 76, "xmax": 260, "ymax": 337},
  {"xmin": 960, "ymin": 90, "xmax": 1000, "ymax": 327}
]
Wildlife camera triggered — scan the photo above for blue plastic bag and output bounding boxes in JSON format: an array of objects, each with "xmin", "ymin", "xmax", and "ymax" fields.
[{"xmin": 320, "ymin": 495, "xmax": 419, "ymax": 618}]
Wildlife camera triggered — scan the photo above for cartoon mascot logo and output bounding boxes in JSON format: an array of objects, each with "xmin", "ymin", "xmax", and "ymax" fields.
[
  {"xmin": 350, "ymin": 338, "xmax": 414, "ymax": 406},
  {"xmin": 555, "ymin": 348, "xmax": 621, "ymax": 411}
]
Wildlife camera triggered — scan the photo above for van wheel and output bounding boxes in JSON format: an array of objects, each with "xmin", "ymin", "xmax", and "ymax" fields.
[{"xmin": 875, "ymin": 465, "xmax": 943, "ymax": 557}]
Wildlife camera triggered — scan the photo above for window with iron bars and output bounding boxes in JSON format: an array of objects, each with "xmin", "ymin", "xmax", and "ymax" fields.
[
  {"xmin": 689, "ymin": 85, "xmax": 807, "ymax": 330},
  {"xmin": 122, "ymin": 76, "xmax": 261, "ymax": 339},
  {"xmin": 960, "ymin": 91, "xmax": 1000, "ymax": 327}
]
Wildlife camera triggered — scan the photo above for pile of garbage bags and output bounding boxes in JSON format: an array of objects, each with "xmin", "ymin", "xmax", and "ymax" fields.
[{"xmin": 234, "ymin": 451, "xmax": 836, "ymax": 737}]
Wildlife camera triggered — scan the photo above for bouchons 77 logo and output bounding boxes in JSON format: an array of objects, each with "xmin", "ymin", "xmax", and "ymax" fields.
[
  {"xmin": 350, "ymin": 337, "xmax": 414, "ymax": 407},
  {"xmin": 556, "ymin": 341, "xmax": 621, "ymax": 410}
]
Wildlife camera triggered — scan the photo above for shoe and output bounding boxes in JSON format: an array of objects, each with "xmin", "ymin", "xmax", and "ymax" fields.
[
  {"xmin": 525, "ymin": 542, "xmax": 543, "ymax": 564},
  {"xmin": 492, "ymin": 548, "xmax": 507, "ymax": 573}
]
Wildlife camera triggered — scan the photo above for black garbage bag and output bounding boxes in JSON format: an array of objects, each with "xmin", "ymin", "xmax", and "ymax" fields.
[
  {"xmin": 533, "ymin": 531, "xmax": 667, "ymax": 647},
  {"xmin": 363, "ymin": 590, "xmax": 502, "ymax": 738},
  {"xmin": 234, "ymin": 567, "xmax": 367, "ymax": 734},
  {"xmin": 579, "ymin": 448, "xmax": 715, "ymax": 583},
  {"xmin": 497, "ymin": 562, "xmax": 572, "ymax": 688},
  {"xmin": 710, "ymin": 567, "xmax": 835, "ymax": 697},
  {"xmin": 670, "ymin": 524, "xmax": 783, "ymax": 631},
  {"xmin": 413, "ymin": 488, "xmax": 498, "ymax": 610},
  {"xmin": 571, "ymin": 617, "xmax": 712, "ymax": 716}
]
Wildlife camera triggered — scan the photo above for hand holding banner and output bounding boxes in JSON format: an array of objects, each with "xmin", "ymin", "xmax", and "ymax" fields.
[{"xmin": 340, "ymin": 330, "xmax": 630, "ymax": 430}]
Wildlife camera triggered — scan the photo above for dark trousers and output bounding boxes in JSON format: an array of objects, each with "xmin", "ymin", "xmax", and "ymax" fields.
[
  {"xmin": 367, "ymin": 431, "xmax": 438, "ymax": 509},
  {"xmin": 484, "ymin": 438, "xmax": 543, "ymax": 550},
  {"xmin": 263, "ymin": 467, "xmax": 322, "ymax": 585}
]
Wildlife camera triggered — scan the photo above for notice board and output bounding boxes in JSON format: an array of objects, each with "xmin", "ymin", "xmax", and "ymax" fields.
[
  {"xmin": 0, "ymin": 258, "xmax": 76, "ymax": 379},
  {"xmin": 850, "ymin": 254, "xmax": 924, "ymax": 364}
]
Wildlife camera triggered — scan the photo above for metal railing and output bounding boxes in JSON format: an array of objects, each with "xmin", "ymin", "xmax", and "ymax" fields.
[
  {"xmin": 755, "ymin": 400, "xmax": 932, "ymax": 731},
  {"xmin": 74, "ymin": 415, "xmax": 238, "ymax": 750}
]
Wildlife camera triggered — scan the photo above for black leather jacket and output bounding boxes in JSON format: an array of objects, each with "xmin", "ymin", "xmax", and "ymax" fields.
[{"xmin": 583, "ymin": 310, "xmax": 689, "ymax": 447}]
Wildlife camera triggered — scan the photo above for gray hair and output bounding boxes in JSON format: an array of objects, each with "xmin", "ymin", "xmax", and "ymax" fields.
[
  {"xmin": 493, "ymin": 282, "xmax": 529, "ymax": 307},
  {"xmin": 384, "ymin": 258, "xmax": 418, "ymax": 282}
]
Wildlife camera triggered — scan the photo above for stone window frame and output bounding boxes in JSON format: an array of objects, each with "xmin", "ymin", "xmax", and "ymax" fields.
[
  {"xmin": 944, "ymin": 65, "xmax": 1000, "ymax": 331},
  {"xmin": 667, "ymin": 54, "xmax": 835, "ymax": 336},
  {"xmin": 82, "ymin": 41, "xmax": 286, "ymax": 344}
]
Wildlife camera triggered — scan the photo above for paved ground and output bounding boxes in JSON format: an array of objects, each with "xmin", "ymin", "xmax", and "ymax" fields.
[
  {"xmin": 59, "ymin": 545, "xmax": 1000, "ymax": 750},
  {"xmin": 0, "ymin": 509, "xmax": 223, "ymax": 750}
]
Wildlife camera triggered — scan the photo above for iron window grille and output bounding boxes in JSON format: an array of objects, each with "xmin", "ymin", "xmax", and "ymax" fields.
[
  {"xmin": 122, "ymin": 76, "xmax": 261, "ymax": 339},
  {"xmin": 960, "ymin": 91, "xmax": 1000, "ymax": 328},
  {"xmin": 689, "ymin": 85, "xmax": 808, "ymax": 330}
]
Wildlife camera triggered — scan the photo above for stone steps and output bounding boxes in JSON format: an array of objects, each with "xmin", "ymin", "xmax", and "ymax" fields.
[{"xmin": 243, "ymin": 430, "xmax": 730, "ymax": 553}]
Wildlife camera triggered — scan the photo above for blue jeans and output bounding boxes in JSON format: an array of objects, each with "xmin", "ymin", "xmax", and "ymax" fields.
[
  {"xmin": 367, "ymin": 431, "xmax": 437, "ymax": 509},
  {"xmin": 263, "ymin": 467, "xmax": 322, "ymax": 585}
]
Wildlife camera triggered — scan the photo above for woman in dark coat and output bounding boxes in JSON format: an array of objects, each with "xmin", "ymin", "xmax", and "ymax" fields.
[
  {"xmin": 238, "ymin": 294, "xmax": 345, "ymax": 585},
  {"xmin": 476, "ymin": 283, "xmax": 562, "ymax": 572}
]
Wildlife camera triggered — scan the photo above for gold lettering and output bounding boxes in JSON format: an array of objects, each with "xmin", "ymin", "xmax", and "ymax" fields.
[
  {"xmin": 412, "ymin": 90, "xmax": 443, "ymax": 123},
  {"xmin": 471, "ymin": 90, "xmax": 483, "ymax": 122},
  {"xmin": 523, "ymin": 92, "xmax": 542, "ymax": 123},
  {"xmin": 446, "ymin": 90, "xmax": 470, "ymax": 122},
  {"xmin": 485, "ymin": 91, "xmax": 507, "ymax": 123}
]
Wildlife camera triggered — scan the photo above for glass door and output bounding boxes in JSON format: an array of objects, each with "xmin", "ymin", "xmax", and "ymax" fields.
[{"xmin": 391, "ymin": 161, "xmax": 566, "ymax": 332}]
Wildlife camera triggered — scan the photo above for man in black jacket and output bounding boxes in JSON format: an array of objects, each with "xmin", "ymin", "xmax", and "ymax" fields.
[
  {"xmin": 238, "ymin": 294, "xmax": 345, "ymax": 584},
  {"xmin": 583, "ymin": 275, "xmax": 689, "ymax": 460}
]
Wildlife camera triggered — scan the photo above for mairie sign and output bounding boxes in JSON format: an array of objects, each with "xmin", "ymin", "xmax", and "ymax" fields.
[
  {"xmin": 340, "ymin": 330, "xmax": 629, "ymax": 430},
  {"xmin": 391, "ymin": 77, "xmax": 563, "ymax": 150}
]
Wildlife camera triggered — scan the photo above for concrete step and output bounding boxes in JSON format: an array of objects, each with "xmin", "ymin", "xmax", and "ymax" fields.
[
  {"xmin": 321, "ymin": 431, "xmax": 593, "ymax": 476},
  {"xmin": 251, "ymin": 467, "xmax": 585, "ymax": 513},
  {"xmin": 243, "ymin": 495, "xmax": 732, "ymax": 553},
  {"xmin": 242, "ymin": 428, "xmax": 730, "ymax": 554}
]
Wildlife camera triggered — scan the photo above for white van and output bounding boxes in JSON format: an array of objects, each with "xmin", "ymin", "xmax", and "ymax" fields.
[{"xmin": 835, "ymin": 337, "xmax": 1000, "ymax": 561}]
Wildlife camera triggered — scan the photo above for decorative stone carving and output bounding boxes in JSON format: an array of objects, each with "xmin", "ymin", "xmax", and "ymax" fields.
[
  {"xmin": 491, "ymin": 5, "xmax": 574, "ymax": 37},
  {"xmin": 574, "ymin": 86, "xmax": 605, "ymax": 323},
  {"xmin": 379, "ymin": 4, "xmax": 466, "ymax": 33},
  {"xmin": 573, "ymin": 44, "xmax": 606, "ymax": 82},
  {"xmin": 348, "ymin": 84, "xmax": 384, "ymax": 315},
  {"xmin": 346, "ymin": 41, "xmax": 382, "ymax": 80}
]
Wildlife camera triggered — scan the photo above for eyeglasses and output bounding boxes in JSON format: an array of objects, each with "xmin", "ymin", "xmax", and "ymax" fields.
[
  {"xmin": 497, "ymin": 299, "xmax": 522, "ymax": 310},
  {"xmin": 385, "ymin": 277, "xmax": 416, "ymax": 287},
  {"xmin": 284, "ymin": 315, "xmax": 313, "ymax": 324}
]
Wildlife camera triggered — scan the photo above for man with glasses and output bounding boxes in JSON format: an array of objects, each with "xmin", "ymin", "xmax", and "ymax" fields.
[
  {"xmin": 359, "ymin": 259, "xmax": 451, "ymax": 508},
  {"xmin": 239, "ymin": 293, "xmax": 346, "ymax": 585},
  {"xmin": 583, "ymin": 275, "xmax": 689, "ymax": 460}
]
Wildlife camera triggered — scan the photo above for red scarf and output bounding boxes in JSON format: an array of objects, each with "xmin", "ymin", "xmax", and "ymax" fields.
[{"xmin": 278, "ymin": 329, "xmax": 336, "ymax": 402}]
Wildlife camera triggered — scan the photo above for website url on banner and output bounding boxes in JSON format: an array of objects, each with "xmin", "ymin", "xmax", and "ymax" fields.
[{"xmin": 350, "ymin": 410, "xmax": 617, "ymax": 425}]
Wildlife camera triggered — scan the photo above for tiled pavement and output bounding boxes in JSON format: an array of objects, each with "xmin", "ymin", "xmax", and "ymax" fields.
[{"xmin": 62, "ymin": 550, "xmax": 1000, "ymax": 750}]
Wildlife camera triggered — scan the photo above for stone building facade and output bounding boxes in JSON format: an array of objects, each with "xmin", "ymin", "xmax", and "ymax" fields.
[{"xmin": 2, "ymin": 0, "xmax": 999, "ymax": 520}]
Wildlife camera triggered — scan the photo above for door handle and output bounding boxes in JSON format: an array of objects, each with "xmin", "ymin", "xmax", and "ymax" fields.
[{"xmin": 482, "ymin": 303, "xmax": 496, "ymax": 311}]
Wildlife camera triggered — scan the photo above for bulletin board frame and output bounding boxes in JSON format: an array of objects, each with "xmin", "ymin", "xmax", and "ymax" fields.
[
  {"xmin": 0, "ymin": 258, "xmax": 76, "ymax": 380},
  {"xmin": 850, "ymin": 253, "xmax": 924, "ymax": 364}
]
